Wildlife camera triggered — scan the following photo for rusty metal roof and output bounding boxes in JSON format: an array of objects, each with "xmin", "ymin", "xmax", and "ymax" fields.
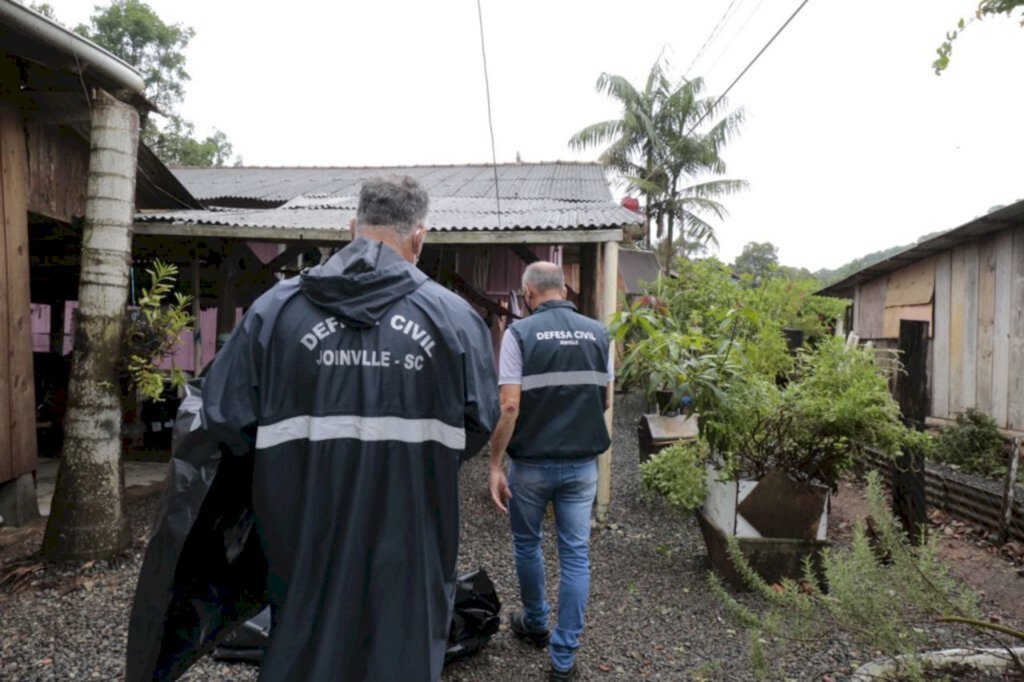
[{"xmin": 171, "ymin": 162, "xmax": 615, "ymax": 204}]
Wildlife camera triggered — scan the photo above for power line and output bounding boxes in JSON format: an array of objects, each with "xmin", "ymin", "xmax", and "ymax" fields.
[
  {"xmin": 683, "ymin": 0, "xmax": 747, "ymax": 79},
  {"xmin": 702, "ymin": 0, "xmax": 769, "ymax": 81},
  {"xmin": 475, "ymin": 0, "xmax": 502, "ymax": 229},
  {"xmin": 686, "ymin": 0, "xmax": 814, "ymax": 136}
]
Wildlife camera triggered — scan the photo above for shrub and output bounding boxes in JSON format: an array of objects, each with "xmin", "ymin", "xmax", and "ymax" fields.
[
  {"xmin": 640, "ymin": 440, "xmax": 710, "ymax": 511},
  {"xmin": 700, "ymin": 337, "xmax": 917, "ymax": 489},
  {"xmin": 932, "ymin": 409, "xmax": 1011, "ymax": 481},
  {"xmin": 710, "ymin": 471, "xmax": 994, "ymax": 681},
  {"xmin": 120, "ymin": 260, "xmax": 194, "ymax": 400}
]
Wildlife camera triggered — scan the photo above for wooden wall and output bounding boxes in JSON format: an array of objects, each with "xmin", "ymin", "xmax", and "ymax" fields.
[
  {"xmin": 929, "ymin": 227, "xmax": 1024, "ymax": 430},
  {"xmin": 25, "ymin": 123, "xmax": 89, "ymax": 223},
  {"xmin": 0, "ymin": 99, "xmax": 38, "ymax": 483},
  {"xmin": 852, "ymin": 226, "xmax": 1024, "ymax": 431}
]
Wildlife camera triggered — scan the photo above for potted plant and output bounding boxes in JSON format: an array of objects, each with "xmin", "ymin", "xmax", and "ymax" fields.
[{"xmin": 695, "ymin": 336, "xmax": 928, "ymax": 587}]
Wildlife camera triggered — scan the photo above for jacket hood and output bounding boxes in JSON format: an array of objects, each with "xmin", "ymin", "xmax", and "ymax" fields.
[{"xmin": 299, "ymin": 237, "xmax": 427, "ymax": 328}]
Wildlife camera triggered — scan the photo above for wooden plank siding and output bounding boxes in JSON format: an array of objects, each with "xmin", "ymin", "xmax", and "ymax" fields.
[
  {"xmin": 0, "ymin": 102, "xmax": 13, "ymax": 483},
  {"xmin": 1009, "ymin": 227, "xmax": 1024, "ymax": 430},
  {"xmin": 960, "ymin": 243, "xmax": 980, "ymax": 415},
  {"xmin": 993, "ymin": 229, "xmax": 1013, "ymax": 427},
  {"xmin": 856, "ymin": 277, "xmax": 888, "ymax": 339},
  {"xmin": 932, "ymin": 251, "xmax": 952, "ymax": 419},
  {"xmin": 855, "ymin": 226, "xmax": 1024, "ymax": 430},
  {"xmin": 948, "ymin": 246, "xmax": 967, "ymax": 415},
  {"xmin": 0, "ymin": 99, "xmax": 37, "ymax": 482},
  {"xmin": 25, "ymin": 123, "xmax": 89, "ymax": 223},
  {"xmin": 975, "ymin": 239, "xmax": 997, "ymax": 416}
]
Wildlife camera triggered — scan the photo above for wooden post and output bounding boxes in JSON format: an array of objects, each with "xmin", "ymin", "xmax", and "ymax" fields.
[
  {"xmin": 191, "ymin": 255, "xmax": 202, "ymax": 375},
  {"xmin": 0, "ymin": 88, "xmax": 37, "ymax": 487},
  {"xmin": 216, "ymin": 243, "xmax": 239, "ymax": 351},
  {"xmin": 894, "ymin": 319, "xmax": 929, "ymax": 543},
  {"xmin": 0, "ymin": 101, "xmax": 15, "ymax": 486},
  {"xmin": 42, "ymin": 90, "xmax": 139, "ymax": 560},
  {"xmin": 595, "ymin": 241, "xmax": 619, "ymax": 523},
  {"xmin": 578, "ymin": 244, "xmax": 600, "ymax": 319},
  {"xmin": 1000, "ymin": 437, "xmax": 1021, "ymax": 545}
]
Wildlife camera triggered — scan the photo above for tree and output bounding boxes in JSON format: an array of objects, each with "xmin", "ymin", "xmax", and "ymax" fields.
[
  {"xmin": 570, "ymin": 58, "xmax": 746, "ymax": 270},
  {"xmin": 934, "ymin": 1, "xmax": 1024, "ymax": 74},
  {"xmin": 42, "ymin": 93, "xmax": 140, "ymax": 560},
  {"xmin": 733, "ymin": 241, "xmax": 779, "ymax": 282},
  {"xmin": 28, "ymin": 2, "xmax": 58, "ymax": 19},
  {"xmin": 74, "ymin": 0, "xmax": 234, "ymax": 166}
]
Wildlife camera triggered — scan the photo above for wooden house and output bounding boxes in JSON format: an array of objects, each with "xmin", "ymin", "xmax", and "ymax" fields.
[
  {"xmin": 0, "ymin": 1, "xmax": 195, "ymax": 524},
  {"xmin": 821, "ymin": 200, "xmax": 1024, "ymax": 434}
]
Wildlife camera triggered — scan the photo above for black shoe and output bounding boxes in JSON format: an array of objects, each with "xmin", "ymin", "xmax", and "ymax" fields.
[
  {"xmin": 549, "ymin": 661, "xmax": 578, "ymax": 681},
  {"xmin": 509, "ymin": 608, "xmax": 550, "ymax": 647}
]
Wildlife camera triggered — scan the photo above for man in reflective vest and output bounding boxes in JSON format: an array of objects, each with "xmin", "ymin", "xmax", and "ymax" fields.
[{"xmin": 488, "ymin": 261, "xmax": 612, "ymax": 681}]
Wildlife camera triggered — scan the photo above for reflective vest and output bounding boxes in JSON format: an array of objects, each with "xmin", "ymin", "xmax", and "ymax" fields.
[{"xmin": 507, "ymin": 300, "xmax": 611, "ymax": 460}]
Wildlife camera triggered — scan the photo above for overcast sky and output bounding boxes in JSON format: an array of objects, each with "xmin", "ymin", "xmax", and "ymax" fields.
[{"xmin": 46, "ymin": 0, "xmax": 1024, "ymax": 271}]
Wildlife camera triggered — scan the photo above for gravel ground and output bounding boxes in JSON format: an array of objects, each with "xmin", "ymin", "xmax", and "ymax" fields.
[{"xmin": 0, "ymin": 394, "xmax": 1005, "ymax": 681}]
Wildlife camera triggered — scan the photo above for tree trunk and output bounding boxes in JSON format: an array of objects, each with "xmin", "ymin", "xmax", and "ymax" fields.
[{"xmin": 42, "ymin": 91, "xmax": 139, "ymax": 561}]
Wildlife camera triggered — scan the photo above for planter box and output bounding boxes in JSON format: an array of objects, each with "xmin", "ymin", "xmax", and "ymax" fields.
[
  {"xmin": 699, "ymin": 466, "xmax": 830, "ymax": 590},
  {"xmin": 636, "ymin": 413, "xmax": 699, "ymax": 463}
]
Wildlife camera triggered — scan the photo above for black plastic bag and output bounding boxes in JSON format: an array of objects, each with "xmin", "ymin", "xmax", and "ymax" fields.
[{"xmin": 213, "ymin": 568, "xmax": 502, "ymax": 666}]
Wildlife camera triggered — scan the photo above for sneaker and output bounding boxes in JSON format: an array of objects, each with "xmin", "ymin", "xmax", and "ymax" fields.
[
  {"xmin": 548, "ymin": 661, "xmax": 578, "ymax": 681},
  {"xmin": 509, "ymin": 608, "xmax": 549, "ymax": 647}
]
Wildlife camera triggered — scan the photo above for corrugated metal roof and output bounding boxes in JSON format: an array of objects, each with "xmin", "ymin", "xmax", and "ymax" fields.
[
  {"xmin": 136, "ymin": 203, "xmax": 641, "ymax": 232},
  {"xmin": 819, "ymin": 198, "xmax": 1024, "ymax": 297},
  {"xmin": 172, "ymin": 163, "xmax": 614, "ymax": 203}
]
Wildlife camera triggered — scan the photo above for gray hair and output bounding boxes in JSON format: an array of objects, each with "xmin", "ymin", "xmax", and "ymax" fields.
[
  {"xmin": 356, "ymin": 175, "xmax": 430, "ymax": 236},
  {"xmin": 522, "ymin": 261, "xmax": 564, "ymax": 293}
]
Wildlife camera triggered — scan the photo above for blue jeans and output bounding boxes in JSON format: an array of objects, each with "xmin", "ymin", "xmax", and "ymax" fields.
[{"xmin": 508, "ymin": 457, "xmax": 598, "ymax": 672}]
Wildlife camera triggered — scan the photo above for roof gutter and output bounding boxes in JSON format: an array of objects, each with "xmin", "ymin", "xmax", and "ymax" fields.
[{"xmin": 0, "ymin": 0, "xmax": 145, "ymax": 96}]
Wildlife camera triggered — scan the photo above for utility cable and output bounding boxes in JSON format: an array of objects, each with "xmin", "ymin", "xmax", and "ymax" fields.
[
  {"xmin": 476, "ymin": 0, "xmax": 502, "ymax": 229},
  {"xmin": 686, "ymin": 0, "xmax": 813, "ymax": 136},
  {"xmin": 684, "ymin": 0, "xmax": 747, "ymax": 78},
  {"xmin": 702, "ymin": 0, "xmax": 769, "ymax": 81}
]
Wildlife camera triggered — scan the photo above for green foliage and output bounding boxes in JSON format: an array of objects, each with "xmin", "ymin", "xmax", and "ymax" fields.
[
  {"xmin": 934, "ymin": 1, "xmax": 1024, "ymax": 74},
  {"xmin": 75, "ymin": 0, "xmax": 193, "ymax": 113},
  {"xmin": 121, "ymin": 260, "xmax": 194, "ymax": 400},
  {"xmin": 640, "ymin": 441, "xmax": 710, "ymax": 511},
  {"xmin": 73, "ymin": 0, "xmax": 235, "ymax": 166},
  {"xmin": 702, "ymin": 338, "xmax": 914, "ymax": 488},
  {"xmin": 27, "ymin": 2, "xmax": 58, "ymax": 19},
  {"xmin": 569, "ymin": 57, "xmax": 747, "ymax": 258},
  {"xmin": 612, "ymin": 257, "xmax": 846, "ymax": 413},
  {"xmin": 712, "ymin": 472, "xmax": 985, "ymax": 681},
  {"xmin": 145, "ymin": 119, "xmax": 235, "ymax": 167},
  {"xmin": 932, "ymin": 409, "xmax": 1013, "ymax": 480},
  {"xmin": 732, "ymin": 241, "xmax": 779, "ymax": 282}
]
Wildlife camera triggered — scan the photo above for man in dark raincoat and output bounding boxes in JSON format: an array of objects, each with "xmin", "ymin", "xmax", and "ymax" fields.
[{"xmin": 126, "ymin": 176, "xmax": 500, "ymax": 681}]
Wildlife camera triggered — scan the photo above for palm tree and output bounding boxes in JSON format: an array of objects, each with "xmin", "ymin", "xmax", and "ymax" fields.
[{"xmin": 570, "ymin": 59, "xmax": 747, "ymax": 270}]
